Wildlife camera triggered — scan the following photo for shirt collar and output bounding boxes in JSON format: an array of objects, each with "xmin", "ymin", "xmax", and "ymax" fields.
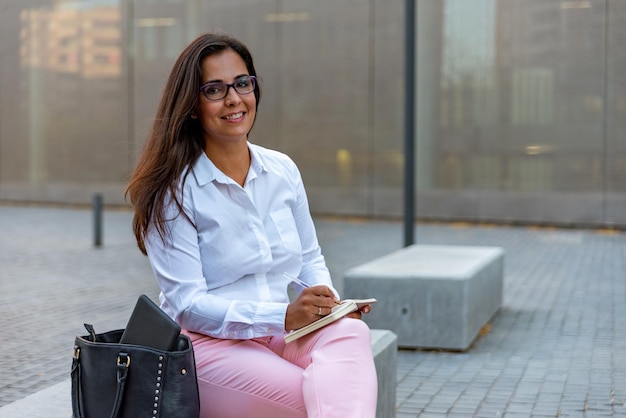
[
  {"xmin": 247, "ymin": 143, "xmax": 268, "ymax": 181},
  {"xmin": 192, "ymin": 142, "xmax": 267, "ymax": 187}
]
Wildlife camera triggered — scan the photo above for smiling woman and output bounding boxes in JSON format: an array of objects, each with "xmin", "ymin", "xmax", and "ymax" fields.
[{"xmin": 124, "ymin": 31, "xmax": 378, "ymax": 418}]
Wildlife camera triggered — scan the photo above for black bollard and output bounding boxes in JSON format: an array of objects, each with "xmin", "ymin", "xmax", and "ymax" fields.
[{"xmin": 93, "ymin": 193, "xmax": 103, "ymax": 248}]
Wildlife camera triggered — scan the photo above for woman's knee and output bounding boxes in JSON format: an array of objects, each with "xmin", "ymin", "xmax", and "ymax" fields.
[
  {"xmin": 322, "ymin": 317, "xmax": 371, "ymax": 345},
  {"xmin": 337, "ymin": 317, "xmax": 371, "ymax": 334}
]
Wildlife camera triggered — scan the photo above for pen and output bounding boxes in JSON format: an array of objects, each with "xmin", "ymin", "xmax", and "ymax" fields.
[
  {"xmin": 283, "ymin": 272, "xmax": 310, "ymax": 289},
  {"xmin": 283, "ymin": 272, "xmax": 341, "ymax": 304}
]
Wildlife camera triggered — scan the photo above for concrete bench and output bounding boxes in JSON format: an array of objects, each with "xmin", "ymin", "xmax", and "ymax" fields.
[
  {"xmin": 0, "ymin": 329, "xmax": 397, "ymax": 418},
  {"xmin": 0, "ymin": 380, "xmax": 71, "ymax": 418},
  {"xmin": 345, "ymin": 244, "xmax": 504, "ymax": 351},
  {"xmin": 370, "ymin": 329, "xmax": 398, "ymax": 418}
]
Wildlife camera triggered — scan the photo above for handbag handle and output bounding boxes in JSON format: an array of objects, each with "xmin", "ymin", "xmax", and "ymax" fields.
[
  {"xmin": 71, "ymin": 346, "xmax": 131, "ymax": 418},
  {"xmin": 71, "ymin": 347, "xmax": 82, "ymax": 418}
]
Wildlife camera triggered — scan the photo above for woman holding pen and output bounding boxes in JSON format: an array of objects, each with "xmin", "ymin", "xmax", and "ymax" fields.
[{"xmin": 126, "ymin": 31, "xmax": 377, "ymax": 417}]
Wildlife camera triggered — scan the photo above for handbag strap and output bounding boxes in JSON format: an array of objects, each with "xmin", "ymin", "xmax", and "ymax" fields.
[
  {"xmin": 71, "ymin": 346, "xmax": 82, "ymax": 418},
  {"xmin": 71, "ymin": 345, "xmax": 131, "ymax": 418},
  {"xmin": 110, "ymin": 352, "xmax": 130, "ymax": 418}
]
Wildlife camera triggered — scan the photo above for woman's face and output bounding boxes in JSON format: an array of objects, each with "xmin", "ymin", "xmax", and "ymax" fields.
[{"xmin": 196, "ymin": 49, "xmax": 256, "ymax": 146}]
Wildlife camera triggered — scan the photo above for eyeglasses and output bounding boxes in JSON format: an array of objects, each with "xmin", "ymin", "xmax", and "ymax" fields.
[{"xmin": 200, "ymin": 75, "xmax": 257, "ymax": 101}]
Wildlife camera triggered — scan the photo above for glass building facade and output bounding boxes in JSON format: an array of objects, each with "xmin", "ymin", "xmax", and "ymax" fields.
[{"xmin": 0, "ymin": 0, "xmax": 625, "ymax": 227}]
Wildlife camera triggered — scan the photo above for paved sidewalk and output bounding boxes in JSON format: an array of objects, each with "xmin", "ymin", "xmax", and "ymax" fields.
[{"xmin": 0, "ymin": 205, "xmax": 625, "ymax": 417}]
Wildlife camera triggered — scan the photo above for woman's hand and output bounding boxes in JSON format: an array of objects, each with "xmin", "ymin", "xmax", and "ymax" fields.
[
  {"xmin": 285, "ymin": 285, "xmax": 340, "ymax": 331},
  {"xmin": 345, "ymin": 304, "xmax": 372, "ymax": 320}
]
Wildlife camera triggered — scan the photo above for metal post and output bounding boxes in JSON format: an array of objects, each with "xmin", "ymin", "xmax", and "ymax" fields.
[
  {"xmin": 93, "ymin": 193, "xmax": 103, "ymax": 248},
  {"xmin": 404, "ymin": 0, "xmax": 416, "ymax": 246}
]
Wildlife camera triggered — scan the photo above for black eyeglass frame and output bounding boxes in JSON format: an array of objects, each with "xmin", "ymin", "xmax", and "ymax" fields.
[{"xmin": 199, "ymin": 75, "xmax": 257, "ymax": 101}]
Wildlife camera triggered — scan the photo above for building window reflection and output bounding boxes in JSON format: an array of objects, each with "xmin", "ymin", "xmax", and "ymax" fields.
[{"xmin": 20, "ymin": 2, "xmax": 121, "ymax": 78}]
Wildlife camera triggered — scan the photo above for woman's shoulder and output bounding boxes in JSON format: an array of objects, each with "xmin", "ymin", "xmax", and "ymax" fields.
[{"xmin": 249, "ymin": 143, "xmax": 298, "ymax": 172}]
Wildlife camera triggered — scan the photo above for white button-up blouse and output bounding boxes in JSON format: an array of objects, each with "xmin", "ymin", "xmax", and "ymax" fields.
[{"xmin": 144, "ymin": 143, "xmax": 337, "ymax": 339}]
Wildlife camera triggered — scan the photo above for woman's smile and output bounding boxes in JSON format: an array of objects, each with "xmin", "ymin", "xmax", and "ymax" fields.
[{"xmin": 223, "ymin": 111, "xmax": 245, "ymax": 121}]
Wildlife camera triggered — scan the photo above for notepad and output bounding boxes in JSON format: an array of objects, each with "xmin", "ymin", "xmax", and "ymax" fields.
[{"xmin": 284, "ymin": 298, "xmax": 377, "ymax": 343}]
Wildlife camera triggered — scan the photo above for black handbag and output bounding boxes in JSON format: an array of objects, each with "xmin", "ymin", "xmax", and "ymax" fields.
[{"xmin": 71, "ymin": 324, "xmax": 200, "ymax": 418}]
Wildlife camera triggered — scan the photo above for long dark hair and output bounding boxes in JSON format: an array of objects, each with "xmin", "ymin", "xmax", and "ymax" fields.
[{"xmin": 126, "ymin": 31, "xmax": 261, "ymax": 254}]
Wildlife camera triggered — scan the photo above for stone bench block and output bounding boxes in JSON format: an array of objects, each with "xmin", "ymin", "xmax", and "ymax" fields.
[
  {"xmin": 345, "ymin": 245, "xmax": 504, "ymax": 351},
  {"xmin": 0, "ymin": 380, "xmax": 71, "ymax": 418},
  {"xmin": 0, "ymin": 330, "xmax": 398, "ymax": 418},
  {"xmin": 371, "ymin": 329, "xmax": 398, "ymax": 418}
]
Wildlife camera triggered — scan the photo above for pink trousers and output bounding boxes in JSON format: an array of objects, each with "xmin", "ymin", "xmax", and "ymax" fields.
[{"xmin": 186, "ymin": 318, "xmax": 378, "ymax": 418}]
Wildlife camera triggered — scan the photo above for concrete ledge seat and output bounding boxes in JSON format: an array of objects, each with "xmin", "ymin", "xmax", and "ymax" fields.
[
  {"xmin": 0, "ymin": 329, "xmax": 398, "ymax": 418},
  {"xmin": 370, "ymin": 329, "xmax": 398, "ymax": 418},
  {"xmin": 0, "ymin": 380, "xmax": 71, "ymax": 418},
  {"xmin": 345, "ymin": 244, "xmax": 504, "ymax": 351}
]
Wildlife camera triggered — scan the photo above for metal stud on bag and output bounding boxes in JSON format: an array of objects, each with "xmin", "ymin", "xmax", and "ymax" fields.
[{"xmin": 152, "ymin": 355, "xmax": 165, "ymax": 418}]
